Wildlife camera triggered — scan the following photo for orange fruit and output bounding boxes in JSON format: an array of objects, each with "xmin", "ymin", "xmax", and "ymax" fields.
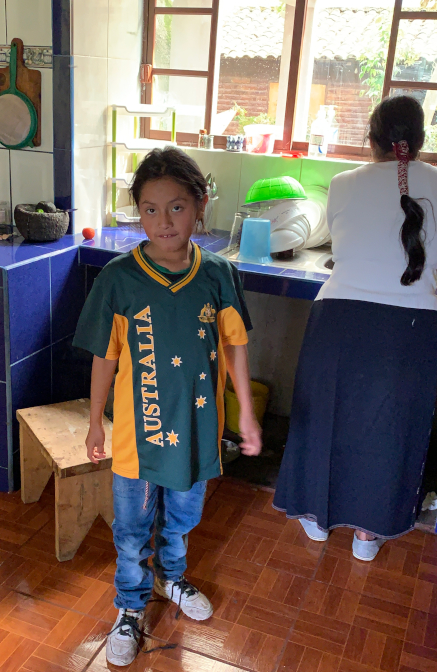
[{"xmin": 82, "ymin": 227, "xmax": 95, "ymax": 240}]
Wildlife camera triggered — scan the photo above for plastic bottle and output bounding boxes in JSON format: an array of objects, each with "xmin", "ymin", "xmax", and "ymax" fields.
[
  {"xmin": 308, "ymin": 107, "xmax": 328, "ymax": 159},
  {"xmin": 326, "ymin": 105, "xmax": 339, "ymax": 154}
]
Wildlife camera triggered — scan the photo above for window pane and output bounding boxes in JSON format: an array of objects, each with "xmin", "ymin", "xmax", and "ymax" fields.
[
  {"xmin": 293, "ymin": 0, "xmax": 395, "ymax": 147},
  {"xmin": 392, "ymin": 20, "xmax": 437, "ymax": 83},
  {"xmin": 154, "ymin": 14, "xmax": 211, "ymax": 71},
  {"xmin": 391, "ymin": 87, "xmax": 437, "ymax": 152},
  {"xmin": 211, "ymin": 0, "xmax": 294, "ymax": 137},
  {"xmin": 156, "ymin": 0, "xmax": 212, "ymax": 6},
  {"xmin": 151, "ymin": 75, "xmax": 207, "ymax": 133},
  {"xmin": 402, "ymin": 0, "xmax": 437, "ymax": 11}
]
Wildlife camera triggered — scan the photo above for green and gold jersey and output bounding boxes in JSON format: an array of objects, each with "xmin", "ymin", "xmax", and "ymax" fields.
[{"xmin": 73, "ymin": 243, "xmax": 251, "ymax": 491}]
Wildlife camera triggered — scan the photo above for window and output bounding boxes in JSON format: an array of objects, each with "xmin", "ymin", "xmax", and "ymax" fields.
[{"xmin": 142, "ymin": 0, "xmax": 437, "ymax": 159}]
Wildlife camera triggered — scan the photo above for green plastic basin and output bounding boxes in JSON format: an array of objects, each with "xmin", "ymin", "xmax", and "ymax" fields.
[{"xmin": 245, "ymin": 176, "xmax": 307, "ymax": 205}]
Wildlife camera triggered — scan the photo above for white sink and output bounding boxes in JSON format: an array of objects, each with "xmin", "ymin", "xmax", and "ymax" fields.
[{"xmin": 220, "ymin": 245, "xmax": 333, "ymax": 275}]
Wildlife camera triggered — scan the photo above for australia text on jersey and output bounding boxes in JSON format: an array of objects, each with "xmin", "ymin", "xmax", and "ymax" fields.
[{"xmin": 134, "ymin": 306, "xmax": 164, "ymax": 447}]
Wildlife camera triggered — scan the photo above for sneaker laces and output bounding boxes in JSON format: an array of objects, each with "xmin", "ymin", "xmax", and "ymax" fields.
[
  {"xmin": 171, "ymin": 577, "xmax": 199, "ymax": 620},
  {"xmin": 107, "ymin": 610, "xmax": 177, "ymax": 655}
]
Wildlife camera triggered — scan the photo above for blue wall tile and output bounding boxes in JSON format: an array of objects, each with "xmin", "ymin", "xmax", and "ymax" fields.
[
  {"xmin": 0, "ymin": 424, "xmax": 9, "ymax": 470},
  {"xmin": 52, "ymin": 0, "xmax": 71, "ymax": 56},
  {"xmin": 52, "ymin": 336, "xmax": 91, "ymax": 404},
  {"xmin": 11, "ymin": 347, "xmax": 52, "ymax": 458},
  {"xmin": 0, "ymin": 466, "xmax": 8, "ymax": 492},
  {"xmin": 53, "ymin": 56, "xmax": 73, "ymax": 152},
  {"xmin": 53, "ymin": 149, "xmax": 73, "ymax": 213},
  {"xmin": 0, "ymin": 287, "xmax": 5, "ymax": 383},
  {"xmin": 86, "ymin": 265, "xmax": 102, "ymax": 296},
  {"xmin": 79, "ymin": 247, "xmax": 121, "ymax": 268},
  {"xmin": 8, "ymin": 259, "xmax": 51, "ymax": 364},
  {"xmin": 51, "ymin": 249, "xmax": 85, "ymax": 343}
]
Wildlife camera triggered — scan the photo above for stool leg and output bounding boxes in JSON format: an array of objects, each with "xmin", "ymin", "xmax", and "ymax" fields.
[
  {"xmin": 20, "ymin": 425, "xmax": 52, "ymax": 504},
  {"xmin": 55, "ymin": 470, "xmax": 113, "ymax": 562}
]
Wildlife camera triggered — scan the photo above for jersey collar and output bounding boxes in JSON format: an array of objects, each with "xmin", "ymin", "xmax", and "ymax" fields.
[{"xmin": 133, "ymin": 242, "xmax": 201, "ymax": 293}]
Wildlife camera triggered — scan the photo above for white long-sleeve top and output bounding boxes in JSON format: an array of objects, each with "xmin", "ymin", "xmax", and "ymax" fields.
[{"xmin": 316, "ymin": 160, "xmax": 437, "ymax": 310}]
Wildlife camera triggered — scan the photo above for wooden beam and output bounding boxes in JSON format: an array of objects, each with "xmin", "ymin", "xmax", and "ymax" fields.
[
  {"xmin": 155, "ymin": 7, "xmax": 213, "ymax": 14},
  {"xmin": 152, "ymin": 68, "xmax": 209, "ymax": 78},
  {"xmin": 283, "ymin": 0, "xmax": 308, "ymax": 149},
  {"xmin": 390, "ymin": 80, "xmax": 437, "ymax": 91},
  {"xmin": 400, "ymin": 10, "xmax": 437, "ymax": 19},
  {"xmin": 382, "ymin": 0, "xmax": 403, "ymax": 100},
  {"xmin": 204, "ymin": 0, "xmax": 219, "ymax": 133}
]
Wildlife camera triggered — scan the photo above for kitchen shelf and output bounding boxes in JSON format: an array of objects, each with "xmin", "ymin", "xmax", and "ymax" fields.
[
  {"xmin": 112, "ymin": 104, "xmax": 175, "ymax": 118},
  {"xmin": 112, "ymin": 139, "xmax": 176, "ymax": 151},
  {"xmin": 113, "ymin": 174, "xmax": 134, "ymax": 189},
  {"xmin": 110, "ymin": 104, "xmax": 176, "ymax": 226}
]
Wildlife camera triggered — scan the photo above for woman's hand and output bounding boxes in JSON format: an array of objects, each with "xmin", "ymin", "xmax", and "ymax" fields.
[
  {"xmin": 86, "ymin": 423, "xmax": 106, "ymax": 464},
  {"xmin": 239, "ymin": 412, "xmax": 262, "ymax": 456}
]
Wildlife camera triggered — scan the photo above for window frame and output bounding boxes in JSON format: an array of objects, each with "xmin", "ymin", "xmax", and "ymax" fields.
[{"xmin": 141, "ymin": 0, "xmax": 437, "ymax": 162}]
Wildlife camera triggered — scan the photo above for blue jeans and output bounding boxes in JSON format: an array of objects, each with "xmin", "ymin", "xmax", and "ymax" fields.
[{"xmin": 112, "ymin": 473, "xmax": 207, "ymax": 610}]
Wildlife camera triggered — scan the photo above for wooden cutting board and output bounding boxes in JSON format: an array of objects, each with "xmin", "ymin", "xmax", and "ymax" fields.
[{"xmin": 0, "ymin": 38, "xmax": 41, "ymax": 147}]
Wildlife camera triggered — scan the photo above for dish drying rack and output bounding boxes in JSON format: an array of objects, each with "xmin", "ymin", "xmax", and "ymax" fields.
[{"xmin": 110, "ymin": 104, "xmax": 176, "ymax": 227}]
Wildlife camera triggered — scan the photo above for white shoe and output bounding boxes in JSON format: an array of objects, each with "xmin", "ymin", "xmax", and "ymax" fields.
[
  {"xmin": 299, "ymin": 518, "xmax": 329, "ymax": 542},
  {"xmin": 106, "ymin": 608, "xmax": 144, "ymax": 666},
  {"xmin": 154, "ymin": 577, "xmax": 213, "ymax": 621},
  {"xmin": 352, "ymin": 534, "xmax": 385, "ymax": 562}
]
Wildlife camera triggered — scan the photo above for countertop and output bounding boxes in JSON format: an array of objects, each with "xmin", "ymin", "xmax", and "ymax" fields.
[{"xmin": 0, "ymin": 227, "xmax": 331, "ymax": 300}]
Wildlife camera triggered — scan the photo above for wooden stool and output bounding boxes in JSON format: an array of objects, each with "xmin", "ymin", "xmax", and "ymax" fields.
[{"xmin": 17, "ymin": 398, "xmax": 113, "ymax": 562}]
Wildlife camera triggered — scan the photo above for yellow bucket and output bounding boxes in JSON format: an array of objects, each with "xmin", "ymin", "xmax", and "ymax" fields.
[{"xmin": 225, "ymin": 380, "xmax": 269, "ymax": 434}]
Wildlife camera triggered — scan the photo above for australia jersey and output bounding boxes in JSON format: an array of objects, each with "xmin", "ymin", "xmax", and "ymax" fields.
[{"xmin": 73, "ymin": 242, "xmax": 251, "ymax": 491}]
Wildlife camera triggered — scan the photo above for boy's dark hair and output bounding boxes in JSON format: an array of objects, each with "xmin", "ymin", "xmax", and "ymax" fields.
[
  {"xmin": 368, "ymin": 95, "xmax": 426, "ymax": 286},
  {"xmin": 130, "ymin": 146, "xmax": 208, "ymax": 228}
]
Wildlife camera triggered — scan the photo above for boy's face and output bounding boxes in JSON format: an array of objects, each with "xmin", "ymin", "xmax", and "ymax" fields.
[{"xmin": 138, "ymin": 177, "xmax": 207, "ymax": 254}]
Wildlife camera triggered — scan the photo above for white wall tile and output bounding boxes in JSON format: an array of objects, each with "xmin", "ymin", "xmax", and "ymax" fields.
[
  {"xmin": 73, "ymin": 56, "xmax": 108, "ymax": 149},
  {"xmin": 185, "ymin": 148, "xmax": 242, "ymax": 232},
  {"xmin": 107, "ymin": 58, "xmax": 141, "ymax": 142},
  {"xmin": 10, "ymin": 150, "xmax": 53, "ymax": 214},
  {"xmin": 239, "ymin": 154, "xmax": 303, "ymax": 208},
  {"xmin": 73, "ymin": 0, "xmax": 108, "ymax": 58},
  {"xmin": 108, "ymin": 0, "xmax": 143, "ymax": 61},
  {"xmin": 0, "ymin": 2, "xmax": 6, "ymax": 44},
  {"xmin": 299, "ymin": 157, "xmax": 361, "ymax": 190},
  {"xmin": 6, "ymin": 0, "xmax": 52, "ymax": 46},
  {"xmin": 74, "ymin": 146, "xmax": 108, "ymax": 232},
  {"xmin": 0, "ymin": 149, "xmax": 11, "ymax": 207},
  {"xmin": 23, "ymin": 68, "xmax": 53, "ymax": 153}
]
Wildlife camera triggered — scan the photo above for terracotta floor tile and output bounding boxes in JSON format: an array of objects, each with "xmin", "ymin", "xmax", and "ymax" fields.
[
  {"xmin": 277, "ymin": 640, "xmax": 306, "ymax": 672},
  {"xmin": 20, "ymin": 643, "xmax": 90, "ymax": 672},
  {"xmin": 0, "ymin": 635, "xmax": 39, "ymax": 672},
  {"xmin": 253, "ymin": 634, "xmax": 284, "ymax": 672},
  {"xmin": 4, "ymin": 480, "xmax": 437, "ymax": 672}
]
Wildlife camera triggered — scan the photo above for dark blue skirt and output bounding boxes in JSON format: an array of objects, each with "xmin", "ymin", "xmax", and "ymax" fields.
[{"xmin": 273, "ymin": 299, "xmax": 437, "ymax": 539}]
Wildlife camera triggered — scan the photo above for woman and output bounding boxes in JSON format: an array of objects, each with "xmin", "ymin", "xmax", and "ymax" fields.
[{"xmin": 273, "ymin": 95, "xmax": 437, "ymax": 561}]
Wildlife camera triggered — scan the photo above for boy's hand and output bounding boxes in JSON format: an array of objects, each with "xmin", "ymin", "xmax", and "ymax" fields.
[
  {"xmin": 86, "ymin": 423, "xmax": 106, "ymax": 464},
  {"xmin": 239, "ymin": 413, "xmax": 262, "ymax": 456}
]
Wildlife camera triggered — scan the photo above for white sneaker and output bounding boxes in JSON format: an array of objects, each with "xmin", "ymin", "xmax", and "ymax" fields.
[
  {"xmin": 106, "ymin": 608, "xmax": 144, "ymax": 666},
  {"xmin": 299, "ymin": 518, "xmax": 329, "ymax": 542},
  {"xmin": 352, "ymin": 534, "xmax": 385, "ymax": 562},
  {"xmin": 154, "ymin": 577, "xmax": 213, "ymax": 621}
]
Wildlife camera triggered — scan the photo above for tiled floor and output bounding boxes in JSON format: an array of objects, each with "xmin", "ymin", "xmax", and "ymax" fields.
[{"xmin": 0, "ymin": 479, "xmax": 437, "ymax": 672}]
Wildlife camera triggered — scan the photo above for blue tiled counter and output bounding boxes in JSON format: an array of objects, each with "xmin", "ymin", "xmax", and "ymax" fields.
[{"xmin": 0, "ymin": 228, "xmax": 328, "ymax": 491}]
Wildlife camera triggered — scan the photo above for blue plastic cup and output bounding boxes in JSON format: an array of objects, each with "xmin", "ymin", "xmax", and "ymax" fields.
[{"xmin": 238, "ymin": 218, "xmax": 272, "ymax": 265}]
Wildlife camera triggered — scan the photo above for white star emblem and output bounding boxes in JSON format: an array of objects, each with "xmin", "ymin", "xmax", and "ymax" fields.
[
  {"xmin": 199, "ymin": 372, "xmax": 207, "ymax": 380},
  {"xmin": 171, "ymin": 356, "xmax": 182, "ymax": 367},
  {"xmin": 198, "ymin": 328, "xmax": 206, "ymax": 340},
  {"xmin": 210, "ymin": 351, "xmax": 217, "ymax": 361},
  {"xmin": 166, "ymin": 430, "xmax": 179, "ymax": 446},
  {"xmin": 196, "ymin": 396, "xmax": 207, "ymax": 409}
]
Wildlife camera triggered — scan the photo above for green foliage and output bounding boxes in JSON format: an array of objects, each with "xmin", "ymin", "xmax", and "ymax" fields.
[
  {"xmin": 233, "ymin": 104, "xmax": 276, "ymax": 133},
  {"xmin": 358, "ymin": 18, "xmax": 419, "ymax": 108},
  {"xmin": 425, "ymin": 123, "xmax": 437, "ymax": 152}
]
